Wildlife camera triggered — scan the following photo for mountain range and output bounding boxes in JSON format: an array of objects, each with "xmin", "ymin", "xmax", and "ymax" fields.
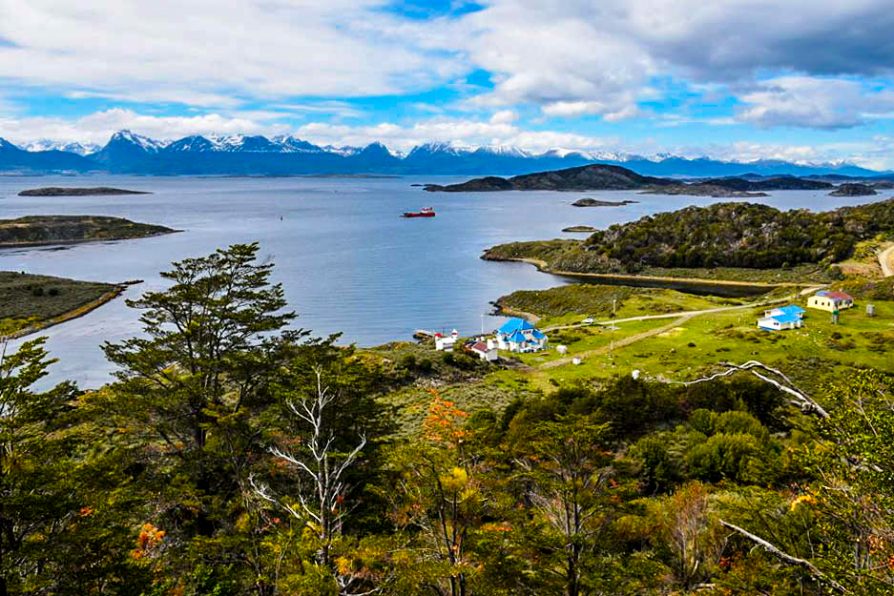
[{"xmin": 0, "ymin": 130, "xmax": 888, "ymax": 178}]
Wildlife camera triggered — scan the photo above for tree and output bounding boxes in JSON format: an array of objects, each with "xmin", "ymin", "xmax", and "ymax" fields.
[
  {"xmin": 251, "ymin": 365, "xmax": 371, "ymax": 595},
  {"xmin": 100, "ymin": 243, "xmax": 302, "ymax": 588},
  {"xmin": 515, "ymin": 417, "xmax": 614, "ymax": 596},
  {"xmin": 0, "ymin": 339, "xmax": 80, "ymax": 594},
  {"xmin": 387, "ymin": 392, "xmax": 485, "ymax": 596}
]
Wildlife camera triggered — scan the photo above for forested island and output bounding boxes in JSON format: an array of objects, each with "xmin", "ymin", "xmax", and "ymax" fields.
[
  {"xmin": 424, "ymin": 163, "xmax": 841, "ymax": 196},
  {"xmin": 0, "ymin": 215, "xmax": 175, "ymax": 248},
  {"xmin": 18, "ymin": 187, "xmax": 151, "ymax": 197}
]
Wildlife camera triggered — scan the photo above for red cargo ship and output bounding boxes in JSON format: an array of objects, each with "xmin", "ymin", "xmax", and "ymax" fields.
[{"xmin": 402, "ymin": 207, "xmax": 436, "ymax": 218}]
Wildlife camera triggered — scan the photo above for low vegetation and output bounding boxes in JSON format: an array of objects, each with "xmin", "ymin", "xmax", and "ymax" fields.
[
  {"xmin": 0, "ymin": 271, "xmax": 118, "ymax": 335},
  {"xmin": 0, "ymin": 215, "xmax": 174, "ymax": 248}
]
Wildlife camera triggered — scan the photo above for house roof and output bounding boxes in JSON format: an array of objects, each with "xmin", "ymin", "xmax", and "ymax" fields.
[
  {"xmin": 531, "ymin": 329, "xmax": 546, "ymax": 340},
  {"xmin": 778, "ymin": 305, "xmax": 805, "ymax": 315},
  {"xmin": 507, "ymin": 330, "xmax": 528, "ymax": 343},
  {"xmin": 816, "ymin": 290, "xmax": 853, "ymax": 301},
  {"xmin": 771, "ymin": 313, "xmax": 801, "ymax": 324},
  {"xmin": 469, "ymin": 341, "xmax": 488, "ymax": 352},
  {"xmin": 498, "ymin": 317, "xmax": 535, "ymax": 334}
]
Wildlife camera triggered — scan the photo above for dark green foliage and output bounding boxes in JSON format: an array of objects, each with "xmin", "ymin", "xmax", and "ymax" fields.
[{"xmin": 585, "ymin": 199, "xmax": 894, "ymax": 269}]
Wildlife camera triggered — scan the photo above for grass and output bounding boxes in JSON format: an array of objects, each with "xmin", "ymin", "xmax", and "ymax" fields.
[
  {"xmin": 0, "ymin": 216, "xmax": 174, "ymax": 248},
  {"xmin": 0, "ymin": 271, "xmax": 118, "ymax": 335},
  {"xmin": 490, "ymin": 295, "xmax": 894, "ymax": 396},
  {"xmin": 376, "ymin": 282, "xmax": 894, "ymax": 426},
  {"xmin": 497, "ymin": 285, "xmax": 749, "ymax": 328}
]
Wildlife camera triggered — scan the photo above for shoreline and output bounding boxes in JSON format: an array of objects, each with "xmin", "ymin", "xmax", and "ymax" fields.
[
  {"xmin": 5, "ymin": 282, "xmax": 135, "ymax": 340},
  {"xmin": 0, "ymin": 229, "xmax": 180, "ymax": 251},
  {"xmin": 485, "ymin": 255, "xmax": 808, "ymax": 291}
]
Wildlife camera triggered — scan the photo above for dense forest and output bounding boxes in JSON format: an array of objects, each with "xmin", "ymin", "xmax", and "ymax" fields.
[
  {"xmin": 585, "ymin": 199, "xmax": 894, "ymax": 270},
  {"xmin": 2, "ymin": 244, "xmax": 893, "ymax": 594}
]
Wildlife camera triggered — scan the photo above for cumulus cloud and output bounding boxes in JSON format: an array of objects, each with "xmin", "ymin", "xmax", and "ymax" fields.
[
  {"xmin": 0, "ymin": 0, "xmax": 461, "ymax": 106},
  {"xmin": 737, "ymin": 77, "xmax": 894, "ymax": 129},
  {"xmin": 440, "ymin": 0, "xmax": 894, "ymax": 121},
  {"xmin": 295, "ymin": 115, "xmax": 617, "ymax": 154},
  {"xmin": 0, "ymin": 108, "xmax": 290, "ymax": 145}
]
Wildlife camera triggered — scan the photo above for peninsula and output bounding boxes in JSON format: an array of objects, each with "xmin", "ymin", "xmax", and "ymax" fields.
[
  {"xmin": 0, "ymin": 215, "xmax": 176, "ymax": 248},
  {"xmin": 18, "ymin": 186, "xmax": 151, "ymax": 197},
  {"xmin": 483, "ymin": 198, "xmax": 894, "ymax": 280},
  {"xmin": 0, "ymin": 271, "xmax": 131, "ymax": 338}
]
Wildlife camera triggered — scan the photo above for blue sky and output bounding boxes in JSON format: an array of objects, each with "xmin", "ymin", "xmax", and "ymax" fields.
[{"xmin": 3, "ymin": 1, "xmax": 894, "ymax": 168}]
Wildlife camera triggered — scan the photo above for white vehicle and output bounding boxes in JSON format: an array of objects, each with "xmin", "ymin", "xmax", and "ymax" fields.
[{"xmin": 581, "ymin": 317, "xmax": 594, "ymax": 325}]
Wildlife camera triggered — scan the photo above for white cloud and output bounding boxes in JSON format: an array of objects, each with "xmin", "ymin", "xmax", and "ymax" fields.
[
  {"xmin": 0, "ymin": 108, "xmax": 290, "ymax": 145},
  {"xmin": 737, "ymin": 76, "xmax": 894, "ymax": 129},
  {"xmin": 434, "ymin": 0, "xmax": 894, "ymax": 121},
  {"xmin": 294, "ymin": 115, "xmax": 617, "ymax": 153},
  {"xmin": 0, "ymin": 0, "xmax": 461, "ymax": 106}
]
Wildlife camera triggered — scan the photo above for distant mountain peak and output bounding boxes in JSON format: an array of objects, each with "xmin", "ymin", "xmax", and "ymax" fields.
[
  {"xmin": 109, "ymin": 129, "xmax": 168, "ymax": 152},
  {"xmin": 24, "ymin": 140, "xmax": 100, "ymax": 155}
]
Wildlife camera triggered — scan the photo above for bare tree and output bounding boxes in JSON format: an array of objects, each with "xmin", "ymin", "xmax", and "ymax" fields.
[
  {"xmin": 251, "ymin": 366, "xmax": 369, "ymax": 594},
  {"xmin": 654, "ymin": 360, "xmax": 829, "ymax": 418}
]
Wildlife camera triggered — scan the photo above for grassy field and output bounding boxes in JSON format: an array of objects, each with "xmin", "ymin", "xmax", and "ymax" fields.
[
  {"xmin": 0, "ymin": 271, "xmax": 119, "ymax": 335},
  {"xmin": 497, "ymin": 285, "xmax": 750, "ymax": 327},
  {"xmin": 374, "ymin": 280, "xmax": 894, "ymax": 427},
  {"xmin": 493, "ymin": 285, "xmax": 894, "ymax": 395}
]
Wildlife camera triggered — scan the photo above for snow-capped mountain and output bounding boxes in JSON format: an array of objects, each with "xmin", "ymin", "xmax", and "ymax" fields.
[
  {"xmin": 0, "ymin": 129, "xmax": 887, "ymax": 178},
  {"xmin": 23, "ymin": 140, "xmax": 100, "ymax": 155}
]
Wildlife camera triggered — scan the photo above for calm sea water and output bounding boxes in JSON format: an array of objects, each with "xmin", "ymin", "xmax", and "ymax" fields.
[{"xmin": 0, "ymin": 174, "xmax": 886, "ymax": 387}]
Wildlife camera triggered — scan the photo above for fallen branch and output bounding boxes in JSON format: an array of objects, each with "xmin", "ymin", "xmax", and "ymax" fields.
[
  {"xmin": 657, "ymin": 360, "xmax": 829, "ymax": 419},
  {"xmin": 720, "ymin": 520, "xmax": 846, "ymax": 593}
]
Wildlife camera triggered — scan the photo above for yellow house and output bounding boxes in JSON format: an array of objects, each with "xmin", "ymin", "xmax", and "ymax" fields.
[{"xmin": 807, "ymin": 291, "xmax": 854, "ymax": 313}]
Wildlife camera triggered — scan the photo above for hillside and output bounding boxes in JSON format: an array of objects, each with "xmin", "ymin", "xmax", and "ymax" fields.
[
  {"xmin": 0, "ymin": 215, "xmax": 176, "ymax": 248},
  {"xmin": 485, "ymin": 198, "xmax": 894, "ymax": 273},
  {"xmin": 425, "ymin": 166, "xmax": 843, "ymax": 194}
]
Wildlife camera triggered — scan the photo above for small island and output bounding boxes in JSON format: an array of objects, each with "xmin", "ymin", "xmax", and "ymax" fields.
[
  {"xmin": 639, "ymin": 184, "xmax": 768, "ymax": 198},
  {"xmin": 572, "ymin": 198, "xmax": 639, "ymax": 207},
  {"xmin": 18, "ymin": 187, "xmax": 151, "ymax": 197},
  {"xmin": 562, "ymin": 225, "xmax": 598, "ymax": 233},
  {"xmin": 0, "ymin": 215, "xmax": 176, "ymax": 249},
  {"xmin": 830, "ymin": 183, "xmax": 878, "ymax": 197}
]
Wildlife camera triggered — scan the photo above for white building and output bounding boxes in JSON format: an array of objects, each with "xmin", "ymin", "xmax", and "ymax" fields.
[
  {"xmin": 467, "ymin": 340, "xmax": 498, "ymax": 362},
  {"xmin": 807, "ymin": 291, "xmax": 854, "ymax": 313},
  {"xmin": 494, "ymin": 318, "xmax": 548, "ymax": 353},
  {"xmin": 435, "ymin": 329, "xmax": 459, "ymax": 352}
]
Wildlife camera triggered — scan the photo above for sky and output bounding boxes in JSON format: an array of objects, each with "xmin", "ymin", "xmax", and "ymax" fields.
[{"xmin": 2, "ymin": 0, "xmax": 894, "ymax": 168}]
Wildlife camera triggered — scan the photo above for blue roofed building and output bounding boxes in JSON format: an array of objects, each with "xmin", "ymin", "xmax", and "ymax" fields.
[
  {"xmin": 495, "ymin": 317, "xmax": 548, "ymax": 352},
  {"xmin": 758, "ymin": 305, "xmax": 805, "ymax": 331}
]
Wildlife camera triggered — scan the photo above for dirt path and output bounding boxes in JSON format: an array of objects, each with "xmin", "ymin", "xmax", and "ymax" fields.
[
  {"xmin": 879, "ymin": 244, "xmax": 894, "ymax": 277},
  {"xmin": 540, "ymin": 314, "xmax": 695, "ymax": 369},
  {"xmin": 542, "ymin": 285, "xmax": 825, "ymax": 333},
  {"xmin": 537, "ymin": 283, "xmax": 828, "ymax": 369}
]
